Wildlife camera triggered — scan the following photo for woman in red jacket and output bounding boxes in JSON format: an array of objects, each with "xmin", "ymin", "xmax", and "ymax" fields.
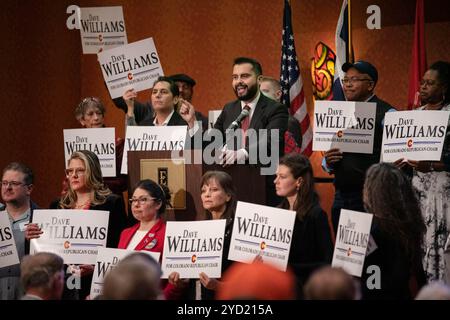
[{"xmin": 118, "ymin": 179, "xmax": 181, "ymax": 299}]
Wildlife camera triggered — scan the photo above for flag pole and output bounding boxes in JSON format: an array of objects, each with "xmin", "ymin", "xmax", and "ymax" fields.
[{"xmin": 348, "ymin": 0, "xmax": 353, "ymax": 62}]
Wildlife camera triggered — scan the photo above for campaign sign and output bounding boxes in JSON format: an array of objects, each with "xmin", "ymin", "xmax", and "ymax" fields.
[
  {"xmin": 63, "ymin": 128, "xmax": 116, "ymax": 177},
  {"xmin": 90, "ymin": 247, "xmax": 160, "ymax": 299},
  {"xmin": 0, "ymin": 212, "xmax": 20, "ymax": 268},
  {"xmin": 79, "ymin": 6, "xmax": 127, "ymax": 54},
  {"xmin": 161, "ymin": 220, "xmax": 226, "ymax": 279},
  {"xmin": 98, "ymin": 37, "xmax": 164, "ymax": 99},
  {"xmin": 381, "ymin": 110, "xmax": 450, "ymax": 162},
  {"xmin": 332, "ymin": 209, "xmax": 373, "ymax": 277},
  {"xmin": 313, "ymin": 101, "xmax": 377, "ymax": 154},
  {"xmin": 121, "ymin": 125, "xmax": 187, "ymax": 174},
  {"xmin": 208, "ymin": 110, "xmax": 222, "ymax": 129},
  {"xmin": 228, "ymin": 201, "xmax": 296, "ymax": 271},
  {"xmin": 30, "ymin": 209, "xmax": 109, "ymax": 265}
]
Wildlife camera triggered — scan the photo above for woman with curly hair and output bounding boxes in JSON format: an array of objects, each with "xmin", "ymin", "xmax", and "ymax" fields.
[{"xmin": 362, "ymin": 163, "xmax": 426, "ymax": 299}]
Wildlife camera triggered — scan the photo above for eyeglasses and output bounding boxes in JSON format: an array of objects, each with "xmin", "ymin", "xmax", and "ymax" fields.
[
  {"xmin": 129, "ymin": 197, "xmax": 157, "ymax": 206},
  {"xmin": 341, "ymin": 77, "xmax": 372, "ymax": 85},
  {"xmin": 65, "ymin": 168, "xmax": 86, "ymax": 177},
  {"xmin": 1, "ymin": 180, "xmax": 27, "ymax": 188}
]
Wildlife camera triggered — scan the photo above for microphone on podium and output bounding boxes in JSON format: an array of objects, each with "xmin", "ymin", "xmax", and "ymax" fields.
[{"xmin": 227, "ymin": 106, "xmax": 251, "ymax": 130}]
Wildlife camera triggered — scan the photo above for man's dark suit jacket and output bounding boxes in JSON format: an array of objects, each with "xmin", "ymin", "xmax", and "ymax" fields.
[
  {"xmin": 112, "ymin": 97, "xmax": 208, "ymax": 130},
  {"xmin": 213, "ymin": 93, "xmax": 288, "ymax": 163},
  {"xmin": 139, "ymin": 109, "xmax": 188, "ymax": 126}
]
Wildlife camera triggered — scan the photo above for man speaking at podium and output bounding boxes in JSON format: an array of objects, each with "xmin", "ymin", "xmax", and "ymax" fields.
[{"xmin": 180, "ymin": 57, "xmax": 288, "ymax": 206}]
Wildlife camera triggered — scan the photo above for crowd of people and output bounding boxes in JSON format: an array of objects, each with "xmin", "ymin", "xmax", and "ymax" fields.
[{"xmin": 1, "ymin": 56, "xmax": 450, "ymax": 300}]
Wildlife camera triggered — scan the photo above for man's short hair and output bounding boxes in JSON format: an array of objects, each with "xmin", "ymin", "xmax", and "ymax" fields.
[
  {"xmin": 304, "ymin": 266, "xmax": 360, "ymax": 300},
  {"xmin": 415, "ymin": 282, "xmax": 450, "ymax": 300},
  {"xmin": 153, "ymin": 76, "xmax": 180, "ymax": 97},
  {"xmin": 2, "ymin": 162, "xmax": 34, "ymax": 185},
  {"xmin": 21, "ymin": 252, "xmax": 64, "ymax": 291},
  {"xmin": 233, "ymin": 57, "xmax": 263, "ymax": 77}
]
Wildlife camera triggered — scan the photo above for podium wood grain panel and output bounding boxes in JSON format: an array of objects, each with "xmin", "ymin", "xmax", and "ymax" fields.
[{"xmin": 128, "ymin": 151, "xmax": 266, "ymax": 222}]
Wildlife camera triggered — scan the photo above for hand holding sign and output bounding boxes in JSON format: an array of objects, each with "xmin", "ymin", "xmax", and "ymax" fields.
[
  {"xmin": 199, "ymin": 272, "xmax": 219, "ymax": 290},
  {"xmin": 25, "ymin": 223, "xmax": 43, "ymax": 240},
  {"xmin": 324, "ymin": 148, "xmax": 343, "ymax": 167},
  {"xmin": 123, "ymin": 88, "xmax": 137, "ymax": 115}
]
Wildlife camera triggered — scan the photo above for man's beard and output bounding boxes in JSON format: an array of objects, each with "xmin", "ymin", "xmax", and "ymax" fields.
[{"xmin": 234, "ymin": 83, "xmax": 258, "ymax": 101}]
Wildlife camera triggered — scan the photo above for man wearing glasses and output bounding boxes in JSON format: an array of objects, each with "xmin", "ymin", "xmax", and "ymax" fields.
[
  {"xmin": 323, "ymin": 61, "xmax": 395, "ymax": 232},
  {"xmin": 0, "ymin": 162, "xmax": 39, "ymax": 299}
]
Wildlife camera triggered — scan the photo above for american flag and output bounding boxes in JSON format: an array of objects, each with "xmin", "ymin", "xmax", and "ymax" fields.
[{"xmin": 280, "ymin": 0, "xmax": 312, "ymax": 156}]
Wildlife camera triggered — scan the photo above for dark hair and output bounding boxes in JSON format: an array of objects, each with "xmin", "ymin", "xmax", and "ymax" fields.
[
  {"xmin": 304, "ymin": 266, "xmax": 360, "ymax": 300},
  {"xmin": 233, "ymin": 57, "xmax": 263, "ymax": 77},
  {"xmin": 278, "ymin": 153, "xmax": 317, "ymax": 220},
  {"xmin": 429, "ymin": 61, "xmax": 450, "ymax": 103},
  {"xmin": 75, "ymin": 97, "xmax": 105, "ymax": 122},
  {"xmin": 200, "ymin": 171, "xmax": 237, "ymax": 225},
  {"xmin": 21, "ymin": 252, "xmax": 64, "ymax": 291},
  {"xmin": 2, "ymin": 162, "xmax": 34, "ymax": 185},
  {"xmin": 152, "ymin": 76, "xmax": 180, "ymax": 97},
  {"xmin": 60, "ymin": 150, "xmax": 111, "ymax": 208},
  {"xmin": 133, "ymin": 179, "xmax": 172, "ymax": 217},
  {"xmin": 363, "ymin": 163, "xmax": 425, "ymax": 266}
]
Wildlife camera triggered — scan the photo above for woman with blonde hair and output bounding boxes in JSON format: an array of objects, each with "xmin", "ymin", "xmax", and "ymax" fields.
[{"xmin": 26, "ymin": 150, "xmax": 127, "ymax": 299}]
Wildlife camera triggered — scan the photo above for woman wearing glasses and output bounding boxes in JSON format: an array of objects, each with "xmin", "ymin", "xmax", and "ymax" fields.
[
  {"xmin": 25, "ymin": 150, "xmax": 127, "ymax": 299},
  {"xmin": 118, "ymin": 179, "xmax": 184, "ymax": 299}
]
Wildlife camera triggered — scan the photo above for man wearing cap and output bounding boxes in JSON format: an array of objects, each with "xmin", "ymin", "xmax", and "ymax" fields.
[
  {"xmin": 112, "ymin": 73, "xmax": 208, "ymax": 129},
  {"xmin": 323, "ymin": 61, "xmax": 395, "ymax": 232}
]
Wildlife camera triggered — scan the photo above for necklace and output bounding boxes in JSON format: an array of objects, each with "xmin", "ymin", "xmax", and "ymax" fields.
[{"xmin": 74, "ymin": 201, "xmax": 90, "ymax": 209}]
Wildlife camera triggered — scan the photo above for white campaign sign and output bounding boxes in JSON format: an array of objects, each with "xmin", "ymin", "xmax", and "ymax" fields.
[
  {"xmin": 161, "ymin": 220, "xmax": 226, "ymax": 279},
  {"xmin": 90, "ymin": 247, "xmax": 160, "ymax": 299},
  {"xmin": 313, "ymin": 101, "xmax": 377, "ymax": 154},
  {"xmin": 332, "ymin": 209, "xmax": 373, "ymax": 277},
  {"xmin": 0, "ymin": 212, "xmax": 20, "ymax": 268},
  {"xmin": 30, "ymin": 209, "xmax": 109, "ymax": 265},
  {"xmin": 381, "ymin": 110, "xmax": 450, "ymax": 162},
  {"xmin": 79, "ymin": 6, "xmax": 127, "ymax": 54},
  {"xmin": 121, "ymin": 125, "xmax": 187, "ymax": 174},
  {"xmin": 63, "ymin": 128, "xmax": 116, "ymax": 177},
  {"xmin": 228, "ymin": 201, "xmax": 296, "ymax": 271},
  {"xmin": 98, "ymin": 37, "xmax": 164, "ymax": 99}
]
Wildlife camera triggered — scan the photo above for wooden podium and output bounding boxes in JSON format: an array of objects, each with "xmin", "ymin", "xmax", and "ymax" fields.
[{"xmin": 127, "ymin": 150, "xmax": 266, "ymax": 222}]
